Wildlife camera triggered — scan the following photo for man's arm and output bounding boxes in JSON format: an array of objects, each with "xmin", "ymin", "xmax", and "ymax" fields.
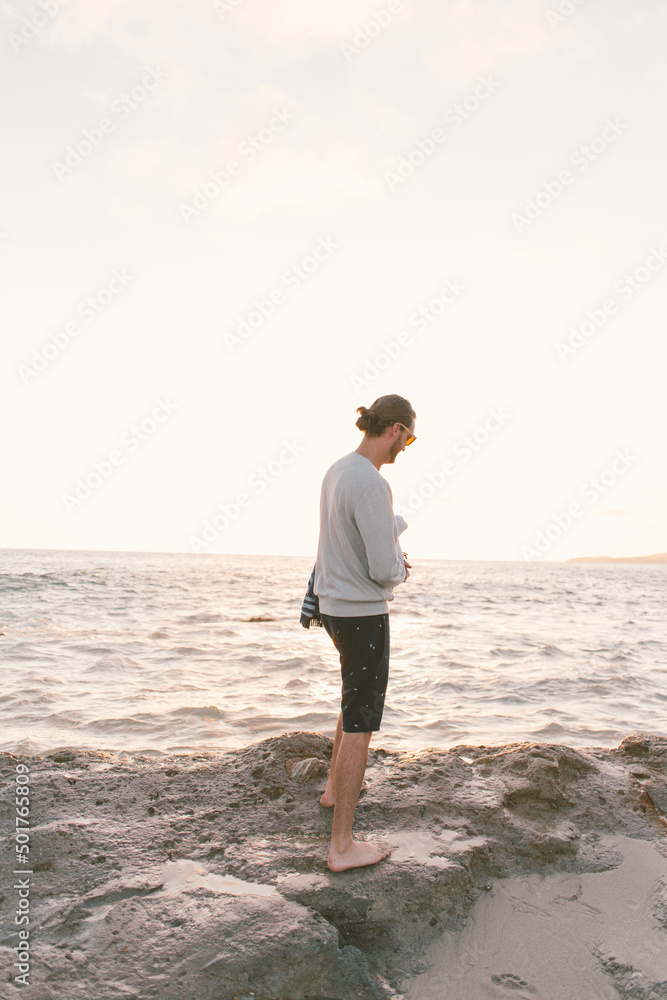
[{"xmin": 354, "ymin": 483, "xmax": 406, "ymax": 588}]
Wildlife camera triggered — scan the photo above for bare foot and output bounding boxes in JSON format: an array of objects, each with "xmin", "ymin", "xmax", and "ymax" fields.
[{"xmin": 327, "ymin": 837, "xmax": 392, "ymax": 872}]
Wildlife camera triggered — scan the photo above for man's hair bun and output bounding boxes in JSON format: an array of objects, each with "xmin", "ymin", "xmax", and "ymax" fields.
[{"xmin": 355, "ymin": 406, "xmax": 377, "ymax": 433}]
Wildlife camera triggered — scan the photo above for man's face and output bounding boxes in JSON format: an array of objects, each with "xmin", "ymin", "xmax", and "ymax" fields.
[{"xmin": 386, "ymin": 422, "xmax": 415, "ymax": 463}]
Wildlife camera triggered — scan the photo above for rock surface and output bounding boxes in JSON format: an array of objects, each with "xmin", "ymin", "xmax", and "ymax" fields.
[{"xmin": 1, "ymin": 731, "xmax": 666, "ymax": 999}]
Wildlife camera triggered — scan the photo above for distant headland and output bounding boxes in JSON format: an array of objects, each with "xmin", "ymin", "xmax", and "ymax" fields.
[{"xmin": 567, "ymin": 552, "xmax": 667, "ymax": 564}]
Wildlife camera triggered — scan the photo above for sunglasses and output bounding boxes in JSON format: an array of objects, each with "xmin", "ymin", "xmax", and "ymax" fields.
[{"xmin": 399, "ymin": 424, "xmax": 416, "ymax": 445}]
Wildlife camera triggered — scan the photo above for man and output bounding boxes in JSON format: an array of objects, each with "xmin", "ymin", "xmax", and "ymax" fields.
[{"xmin": 314, "ymin": 394, "xmax": 416, "ymax": 872}]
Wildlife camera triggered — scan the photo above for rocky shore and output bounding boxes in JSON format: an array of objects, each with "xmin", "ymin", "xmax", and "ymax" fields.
[{"xmin": 2, "ymin": 731, "xmax": 667, "ymax": 999}]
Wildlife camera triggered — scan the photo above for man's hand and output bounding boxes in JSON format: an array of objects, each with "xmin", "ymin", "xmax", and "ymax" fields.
[{"xmin": 403, "ymin": 553, "xmax": 411, "ymax": 581}]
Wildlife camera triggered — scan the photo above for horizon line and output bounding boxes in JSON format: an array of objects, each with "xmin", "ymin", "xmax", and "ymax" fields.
[{"xmin": 1, "ymin": 545, "xmax": 665, "ymax": 564}]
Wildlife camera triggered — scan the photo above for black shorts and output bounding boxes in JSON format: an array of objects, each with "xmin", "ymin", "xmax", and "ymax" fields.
[{"xmin": 320, "ymin": 612, "xmax": 390, "ymax": 733}]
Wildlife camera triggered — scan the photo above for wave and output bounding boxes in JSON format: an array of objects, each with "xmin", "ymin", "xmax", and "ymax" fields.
[{"xmin": 0, "ymin": 572, "xmax": 74, "ymax": 591}]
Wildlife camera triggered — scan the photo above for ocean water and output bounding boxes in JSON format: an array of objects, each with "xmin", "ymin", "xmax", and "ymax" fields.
[{"xmin": 1, "ymin": 548, "xmax": 665, "ymax": 756}]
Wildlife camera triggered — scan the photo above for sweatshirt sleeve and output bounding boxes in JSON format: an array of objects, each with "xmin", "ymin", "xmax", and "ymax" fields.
[{"xmin": 354, "ymin": 482, "xmax": 406, "ymax": 589}]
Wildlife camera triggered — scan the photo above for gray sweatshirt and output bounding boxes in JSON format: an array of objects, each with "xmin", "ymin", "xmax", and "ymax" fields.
[{"xmin": 314, "ymin": 451, "xmax": 406, "ymax": 616}]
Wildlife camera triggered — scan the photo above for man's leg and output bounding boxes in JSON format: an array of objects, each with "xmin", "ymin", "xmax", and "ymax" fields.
[
  {"xmin": 319, "ymin": 612, "xmax": 391, "ymax": 870},
  {"xmin": 327, "ymin": 729, "xmax": 391, "ymax": 872},
  {"xmin": 320, "ymin": 711, "xmax": 342, "ymax": 807}
]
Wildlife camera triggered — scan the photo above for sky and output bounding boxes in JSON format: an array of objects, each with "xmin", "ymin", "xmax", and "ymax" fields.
[{"xmin": 2, "ymin": 0, "xmax": 666, "ymax": 562}]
